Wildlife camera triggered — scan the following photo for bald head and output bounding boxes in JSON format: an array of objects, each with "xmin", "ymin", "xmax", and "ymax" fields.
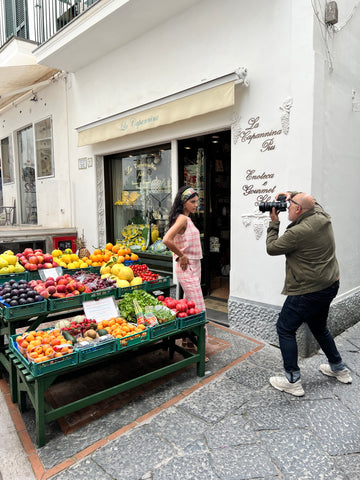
[{"xmin": 294, "ymin": 193, "xmax": 315, "ymax": 211}]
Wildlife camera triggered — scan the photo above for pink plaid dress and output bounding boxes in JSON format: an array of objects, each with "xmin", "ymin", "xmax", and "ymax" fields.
[{"xmin": 174, "ymin": 217, "xmax": 205, "ymax": 311}]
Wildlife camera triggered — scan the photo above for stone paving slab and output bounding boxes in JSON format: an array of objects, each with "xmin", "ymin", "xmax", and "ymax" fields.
[{"xmin": 3, "ymin": 320, "xmax": 360, "ymax": 480}]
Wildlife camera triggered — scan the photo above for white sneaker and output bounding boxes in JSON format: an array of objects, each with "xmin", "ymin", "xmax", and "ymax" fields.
[
  {"xmin": 269, "ymin": 376, "xmax": 305, "ymax": 397},
  {"xmin": 319, "ymin": 364, "xmax": 352, "ymax": 384}
]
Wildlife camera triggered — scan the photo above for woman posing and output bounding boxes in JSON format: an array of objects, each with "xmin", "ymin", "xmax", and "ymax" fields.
[{"xmin": 163, "ymin": 186, "xmax": 207, "ymax": 355}]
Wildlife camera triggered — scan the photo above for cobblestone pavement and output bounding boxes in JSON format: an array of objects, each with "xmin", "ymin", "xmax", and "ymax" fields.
[{"xmin": 1, "ymin": 321, "xmax": 359, "ymax": 480}]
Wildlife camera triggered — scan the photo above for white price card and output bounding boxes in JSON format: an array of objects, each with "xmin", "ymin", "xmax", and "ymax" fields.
[
  {"xmin": 83, "ymin": 295, "xmax": 120, "ymax": 322},
  {"xmin": 39, "ymin": 267, "xmax": 63, "ymax": 281}
]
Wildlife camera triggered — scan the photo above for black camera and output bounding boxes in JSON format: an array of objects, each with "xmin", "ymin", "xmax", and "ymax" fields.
[{"xmin": 259, "ymin": 195, "xmax": 287, "ymax": 213}]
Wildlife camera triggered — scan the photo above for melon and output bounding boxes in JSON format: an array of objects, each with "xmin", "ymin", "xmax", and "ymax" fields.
[
  {"xmin": 116, "ymin": 279, "xmax": 130, "ymax": 288},
  {"xmin": 117, "ymin": 266, "xmax": 134, "ymax": 282},
  {"xmin": 130, "ymin": 277, "xmax": 142, "ymax": 286}
]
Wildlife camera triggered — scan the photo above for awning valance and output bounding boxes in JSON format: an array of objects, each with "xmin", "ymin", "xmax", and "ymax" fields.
[{"xmin": 77, "ymin": 81, "xmax": 235, "ymax": 147}]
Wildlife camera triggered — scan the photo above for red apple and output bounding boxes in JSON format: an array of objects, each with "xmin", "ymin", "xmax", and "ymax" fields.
[
  {"xmin": 56, "ymin": 285, "xmax": 67, "ymax": 294},
  {"xmin": 58, "ymin": 279, "xmax": 67, "ymax": 286},
  {"xmin": 39, "ymin": 289, "xmax": 50, "ymax": 299},
  {"xmin": 43, "ymin": 254, "xmax": 53, "ymax": 263},
  {"xmin": 43, "ymin": 263, "xmax": 53, "ymax": 269},
  {"xmin": 34, "ymin": 249, "xmax": 43, "ymax": 254},
  {"xmin": 34, "ymin": 254, "xmax": 44, "ymax": 263},
  {"xmin": 47, "ymin": 286, "xmax": 56, "ymax": 295},
  {"xmin": 65, "ymin": 292, "xmax": 75, "ymax": 297},
  {"xmin": 52, "ymin": 292, "xmax": 65, "ymax": 298},
  {"xmin": 45, "ymin": 279, "xmax": 55, "ymax": 288},
  {"xmin": 23, "ymin": 248, "xmax": 34, "ymax": 258},
  {"xmin": 29, "ymin": 256, "xmax": 39, "ymax": 265},
  {"xmin": 52, "ymin": 262, "xmax": 58, "ymax": 267},
  {"xmin": 66, "ymin": 284, "xmax": 75, "ymax": 293}
]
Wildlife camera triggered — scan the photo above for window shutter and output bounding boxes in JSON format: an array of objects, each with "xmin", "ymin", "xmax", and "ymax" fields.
[{"xmin": 4, "ymin": 0, "xmax": 15, "ymax": 40}]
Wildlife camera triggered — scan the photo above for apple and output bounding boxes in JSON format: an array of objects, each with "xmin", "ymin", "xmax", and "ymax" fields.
[
  {"xmin": 77, "ymin": 284, "xmax": 85, "ymax": 293},
  {"xmin": 43, "ymin": 254, "xmax": 53, "ymax": 263},
  {"xmin": 23, "ymin": 248, "xmax": 34, "ymax": 258},
  {"xmin": 55, "ymin": 276, "xmax": 64, "ymax": 282},
  {"xmin": 52, "ymin": 262, "xmax": 58, "ymax": 267},
  {"xmin": 65, "ymin": 292, "xmax": 75, "ymax": 297},
  {"xmin": 47, "ymin": 286, "xmax": 56, "ymax": 295},
  {"xmin": 37, "ymin": 263, "xmax": 44, "ymax": 269},
  {"xmin": 57, "ymin": 279, "xmax": 67, "ymax": 286},
  {"xmin": 43, "ymin": 263, "xmax": 53, "ymax": 269},
  {"xmin": 34, "ymin": 254, "xmax": 44, "ymax": 263},
  {"xmin": 29, "ymin": 256, "xmax": 39, "ymax": 265},
  {"xmin": 34, "ymin": 249, "xmax": 43, "ymax": 254},
  {"xmin": 73, "ymin": 290, "xmax": 80, "ymax": 295},
  {"xmin": 39, "ymin": 289, "xmax": 50, "ymax": 299},
  {"xmin": 52, "ymin": 292, "xmax": 65, "ymax": 298},
  {"xmin": 45, "ymin": 278, "xmax": 55, "ymax": 286},
  {"xmin": 66, "ymin": 284, "xmax": 75, "ymax": 293},
  {"xmin": 56, "ymin": 285, "xmax": 67, "ymax": 294}
]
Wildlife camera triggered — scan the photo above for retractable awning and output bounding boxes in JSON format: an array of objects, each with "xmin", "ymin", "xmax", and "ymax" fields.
[
  {"xmin": 77, "ymin": 75, "xmax": 239, "ymax": 147},
  {"xmin": 0, "ymin": 65, "xmax": 59, "ymax": 109}
]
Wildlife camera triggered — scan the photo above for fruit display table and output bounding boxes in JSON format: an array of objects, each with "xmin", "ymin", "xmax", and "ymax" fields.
[{"xmin": 8, "ymin": 317, "xmax": 207, "ymax": 447}]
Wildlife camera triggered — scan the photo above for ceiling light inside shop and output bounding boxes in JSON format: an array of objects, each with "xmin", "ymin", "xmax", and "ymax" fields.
[{"xmin": 184, "ymin": 146, "xmax": 191, "ymax": 149}]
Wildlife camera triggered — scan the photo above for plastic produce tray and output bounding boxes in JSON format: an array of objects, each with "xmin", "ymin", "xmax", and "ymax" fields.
[
  {"xmin": 0, "ymin": 272, "xmax": 29, "ymax": 284},
  {"xmin": 76, "ymin": 337, "xmax": 116, "ymax": 363},
  {"xmin": 178, "ymin": 311, "xmax": 206, "ymax": 329},
  {"xmin": 9, "ymin": 335, "xmax": 78, "ymax": 377},
  {"xmin": 149, "ymin": 318, "xmax": 178, "ymax": 339},
  {"xmin": 84, "ymin": 288, "xmax": 117, "ymax": 301},
  {"xmin": 144, "ymin": 276, "xmax": 170, "ymax": 292},
  {"xmin": 116, "ymin": 329, "xmax": 149, "ymax": 350},
  {"xmin": 47, "ymin": 294, "xmax": 85, "ymax": 312},
  {"xmin": 0, "ymin": 299, "xmax": 47, "ymax": 320},
  {"xmin": 26, "ymin": 271, "xmax": 41, "ymax": 281}
]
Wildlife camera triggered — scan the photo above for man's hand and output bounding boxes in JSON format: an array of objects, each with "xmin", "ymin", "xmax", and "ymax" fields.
[{"xmin": 270, "ymin": 207, "xmax": 279, "ymax": 222}]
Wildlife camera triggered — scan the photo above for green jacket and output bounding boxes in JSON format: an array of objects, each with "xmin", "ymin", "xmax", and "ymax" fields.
[{"xmin": 266, "ymin": 200, "xmax": 339, "ymax": 295}]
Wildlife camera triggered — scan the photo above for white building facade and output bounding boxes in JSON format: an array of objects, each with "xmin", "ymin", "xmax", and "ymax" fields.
[{"xmin": 1, "ymin": 0, "xmax": 359, "ymax": 354}]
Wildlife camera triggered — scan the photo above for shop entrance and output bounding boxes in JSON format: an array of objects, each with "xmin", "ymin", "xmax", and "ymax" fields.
[{"xmin": 178, "ymin": 130, "xmax": 231, "ymax": 300}]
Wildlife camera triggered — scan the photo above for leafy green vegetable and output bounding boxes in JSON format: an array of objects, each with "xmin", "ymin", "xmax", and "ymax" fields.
[{"xmin": 118, "ymin": 290, "xmax": 162, "ymax": 322}]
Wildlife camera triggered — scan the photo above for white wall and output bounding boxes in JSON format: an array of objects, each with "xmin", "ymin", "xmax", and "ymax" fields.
[
  {"xmin": 66, "ymin": 0, "xmax": 319, "ymax": 306},
  {"xmin": 1, "ymin": 76, "xmax": 72, "ymax": 228},
  {"xmin": 312, "ymin": 0, "xmax": 360, "ymax": 295}
]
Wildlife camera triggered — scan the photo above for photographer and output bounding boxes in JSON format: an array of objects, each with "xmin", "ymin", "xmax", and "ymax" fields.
[{"xmin": 264, "ymin": 191, "xmax": 352, "ymax": 396}]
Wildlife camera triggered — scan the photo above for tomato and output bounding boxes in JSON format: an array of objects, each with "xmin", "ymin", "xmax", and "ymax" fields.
[
  {"xmin": 188, "ymin": 308, "xmax": 196, "ymax": 316},
  {"xmin": 187, "ymin": 300, "xmax": 195, "ymax": 309},
  {"xmin": 157, "ymin": 295, "xmax": 165, "ymax": 301},
  {"xmin": 176, "ymin": 302, "xmax": 188, "ymax": 312},
  {"xmin": 193, "ymin": 308, "xmax": 201, "ymax": 314},
  {"xmin": 177, "ymin": 312, "xmax": 188, "ymax": 318}
]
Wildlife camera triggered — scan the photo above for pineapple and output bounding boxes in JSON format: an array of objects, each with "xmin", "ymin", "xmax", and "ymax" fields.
[{"xmin": 76, "ymin": 233, "xmax": 90, "ymax": 259}]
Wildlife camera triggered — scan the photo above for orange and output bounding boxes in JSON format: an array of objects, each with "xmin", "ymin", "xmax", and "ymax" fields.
[
  {"xmin": 93, "ymin": 249, "xmax": 102, "ymax": 255},
  {"xmin": 130, "ymin": 253, "xmax": 139, "ymax": 261},
  {"xmin": 105, "ymin": 243, "xmax": 113, "ymax": 251},
  {"xmin": 112, "ymin": 244, "xmax": 120, "ymax": 254}
]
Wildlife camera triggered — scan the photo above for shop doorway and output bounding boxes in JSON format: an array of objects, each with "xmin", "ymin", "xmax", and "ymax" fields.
[{"xmin": 178, "ymin": 130, "xmax": 231, "ymax": 300}]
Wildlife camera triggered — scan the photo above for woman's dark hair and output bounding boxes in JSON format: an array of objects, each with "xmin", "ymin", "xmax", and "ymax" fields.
[{"xmin": 167, "ymin": 185, "xmax": 198, "ymax": 229}]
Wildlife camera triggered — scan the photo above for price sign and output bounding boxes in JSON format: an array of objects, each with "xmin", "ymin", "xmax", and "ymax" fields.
[
  {"xmin": 39, "ymin": 267, "xmax": 63, "ymax": 281},
  {"xmin": 83, "ymin": 296, "xmax": 120, "ymax": 322}
]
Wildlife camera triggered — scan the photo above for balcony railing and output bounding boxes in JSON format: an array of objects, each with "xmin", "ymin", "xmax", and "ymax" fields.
[{"xmin": 0, "ymin": 0, "xmax": 100, "ymax": 50}]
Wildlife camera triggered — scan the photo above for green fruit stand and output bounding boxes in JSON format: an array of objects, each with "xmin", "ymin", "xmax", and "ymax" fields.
[{"xmin": 0, "ymin": 273, "xmax": 207, "ymax": 447}]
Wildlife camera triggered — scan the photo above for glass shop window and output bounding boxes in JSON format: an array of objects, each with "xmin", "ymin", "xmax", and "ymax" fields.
[
  {"xmin": 111, "ymin": 144, "xmax": 172, "ymax": 252},
  {"xmin": 35, "ymin": 117, "xmax": 54, "ymax": 178},
  {"xmin": 0, "ymin": 136, "xmax": 15, "ymax": 184}
]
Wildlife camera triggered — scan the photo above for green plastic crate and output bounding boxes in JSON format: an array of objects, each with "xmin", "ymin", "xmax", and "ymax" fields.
[
  {"xmin": 26, "ymin": 270, "xmax": 41, "ymax": 281},
  {"xmin": 9, "ymin": 335, "xmax": 78, "ymax": 377},
  {"xmin": 47, "ymin": 294, "xmax": 85, "ymax": 312},
  {"xmin": 178, "ymin": 311, "xmax": 206, "ymax": 329},
  {"xmin": 89, "ymin": 266, "xmax": 101, "ymax": 275},
  {"xmin": 76, "ymin": 337, "xmax": 116, "ymax": 363},
  {"xmin": 149, "ymin": 318, "xmax": 178, "ymax": 339},
  {"xmin": 0, "ymin": 299, "xmax": 47, "ymax": 320},
  {"xmin": 116, "ymin": 328, "xmax": 149, "ymax": 350},
  {"xmin": 0, "ymin": 271, "xmax": 29, "ymax": 284},
  {"xmin": 144, "ymin": 276, "xmax": 170, "ymax": 292},
  {"xmin": 84, "ymin": 288, "xmax": 117, "ymax": 301},
  {"xmin": 115, "ymin": 283, "xmax": 147, "ymax": 299}
]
